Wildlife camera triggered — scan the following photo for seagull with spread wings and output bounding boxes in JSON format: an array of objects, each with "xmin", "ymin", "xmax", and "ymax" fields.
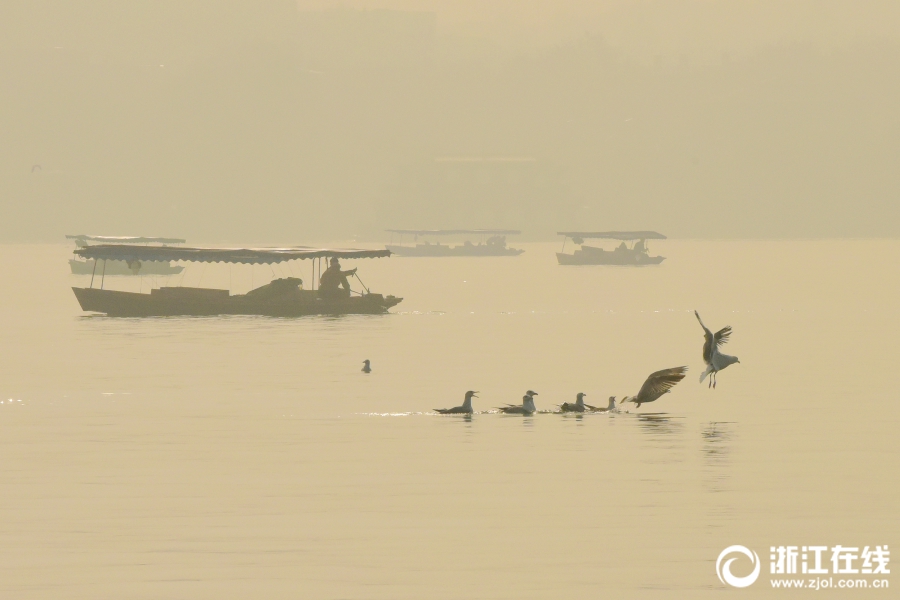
[
  {"xmin": 695, "ymin": 311, "xmax": 740, "ymax": 388},
  {"xmin": 619, "ymin": 367, "xmax": 688, "ymax": 408}
]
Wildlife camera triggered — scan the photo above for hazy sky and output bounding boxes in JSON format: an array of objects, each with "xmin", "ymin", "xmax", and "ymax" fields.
[
  {"xmin": 2, "ymin": 1, "xmax": 899, "ymax": 241},
  {"xmin": 300, "ymin": 1, "xmax": 900, "ymax": 58}
]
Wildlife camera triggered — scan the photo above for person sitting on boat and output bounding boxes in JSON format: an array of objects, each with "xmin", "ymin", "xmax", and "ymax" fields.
[
  {"xmin": 319, "ymin": 257, "xmax": 356, "ymax": 299},
  {"xmin": 615, "ymin": 241, "xmax": 628, "ymax": 252},
  {"xmin": 634, "ymin": 239, "xmax": 646, "ymax": 253}
]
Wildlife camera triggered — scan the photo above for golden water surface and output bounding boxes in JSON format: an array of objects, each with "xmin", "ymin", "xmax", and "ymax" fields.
[{"xmin": 1, "ymin": 241, "xmax": 897, "ymax": 598}]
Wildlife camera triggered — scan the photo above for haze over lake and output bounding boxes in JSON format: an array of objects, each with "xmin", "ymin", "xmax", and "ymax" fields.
[
  {"xmin": 1, "ymin": 241, "xmax": 897, "ymax": 598},
  {"xmin": 2, "ymin": 1, "xmax": 898, "ymax": 596}
]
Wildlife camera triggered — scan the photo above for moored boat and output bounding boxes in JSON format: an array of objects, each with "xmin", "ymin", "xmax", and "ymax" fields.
[
  {"xmin": 71, "ymin": 245, "xmax": 402, "ymax": 317},
  {"xmin": 385, "ymin": 229, "xmax": 524, "ymax": 257},
  {"xmin": 556, "ymin": 231, "xmax": 666, "ymax": 265},
  {"xmin": 67, "ymin": 235, "xmax": 185, "ymax": 275}
]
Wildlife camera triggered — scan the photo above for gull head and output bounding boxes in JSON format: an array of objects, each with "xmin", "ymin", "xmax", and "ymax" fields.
[
  {"xmin": 465, "ymin": 390, "xmax": 478, "ymax": 399},
  {"xmin": 526, "ymin": 390, "xmax": 538, "ymax": 397}
]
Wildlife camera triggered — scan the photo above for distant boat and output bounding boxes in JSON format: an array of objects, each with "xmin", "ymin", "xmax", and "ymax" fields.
[
  {"xmin": 70, "ymin": 245, "xmax": 402, "ymax": 317},
  {"xmin": 66, "ymin": 235, "xmax": 185, "ymax": 275},
  {"xmin": 556, "ymin": 231, "xmax": 666, "ymax": 265},
  {"xmin": 385, "ymin": 229, "xmax": 524, "ymax": 257}
]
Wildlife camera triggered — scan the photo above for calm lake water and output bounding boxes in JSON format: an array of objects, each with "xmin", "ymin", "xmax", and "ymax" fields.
[{"xmin": 0, "ymin": 241, "xmax": 897, "ymax": 599}]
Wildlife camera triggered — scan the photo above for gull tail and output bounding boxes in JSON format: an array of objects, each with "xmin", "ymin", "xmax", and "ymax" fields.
[{"xmin": 699, "ymin": 365, "xmax": 713, "ymax": 383}]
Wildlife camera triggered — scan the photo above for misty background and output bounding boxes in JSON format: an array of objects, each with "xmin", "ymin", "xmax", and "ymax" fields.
[{"xmin": 2, "ymin": 0, "xmax": 898, "ymax": 242}]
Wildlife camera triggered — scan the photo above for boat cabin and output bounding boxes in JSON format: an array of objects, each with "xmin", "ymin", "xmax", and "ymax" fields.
[{"xmin": 67, "ymin": 235, "xmax": 185, "ymax": 276}]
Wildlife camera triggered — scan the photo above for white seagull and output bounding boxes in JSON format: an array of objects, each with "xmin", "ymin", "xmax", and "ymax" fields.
[
  {"xmin": 498, "ymin": 390, "xmax": 537, "ymax": 415},
  {"xmin": 620, "ymin": 367, "xmax": 688, "ymax": 408},
  {"xmin": 694, "ymin": 311, "xmax": 739, "ymax": 388},
  {"xmin": 435, "ymin": 391, "xmax": 477, "ymax": 414}
]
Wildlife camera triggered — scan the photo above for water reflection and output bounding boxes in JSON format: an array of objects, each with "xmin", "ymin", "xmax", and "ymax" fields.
[
  {"xmin": 701, "ymin": 421, "xmax": 735, "ymax": 464},
  {"xmin": 701, "ymin": 421, "xmax": 736, "ymax": 497},
  {"xmin": 633, "ymin": 413, "xmax": 686, "ymax": 463},
  {"xmin": 635, "ymin": 412, "xmax": 684, "ymax": 437}
]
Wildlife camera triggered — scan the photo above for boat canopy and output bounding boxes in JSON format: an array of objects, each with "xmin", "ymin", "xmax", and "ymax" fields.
[
  {"xmin": 75, "ymin": 245, "xmax": 391, "ymax": 264},
  {"xmin": 557, "ymin": 231, "xmax": 666, "ymax": 240},
  {"xmin": 66, "ymin": 235, "xmax": 186, "ymax": 244},
  {"xmin": 386, "ymin": 229, "xmax": 521, "ymax": 235}
]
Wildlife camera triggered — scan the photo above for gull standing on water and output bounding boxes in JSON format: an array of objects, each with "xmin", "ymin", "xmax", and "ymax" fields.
[
  {"xmin": 435, "ymin": 391, "xmax": 478, "ymax": 414},
  {"xmin": 620, "ymin": 367, "xmax": 688, "ymax": 408},
  {"xmin": 694, "ymin": 311, "xmax": 739, "ymax": 388},
  {"xmin": 498, "ymin": 390, "xmax": 537, "ymax": 415},
  {"xmin": 362, "ymin": 359, "xmax": 371, "ymax": 373}
]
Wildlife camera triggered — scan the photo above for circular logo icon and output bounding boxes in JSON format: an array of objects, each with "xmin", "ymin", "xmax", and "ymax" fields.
[{"xmin": 717, "ymin": 545, "xmax": 761, "ymax": 588}]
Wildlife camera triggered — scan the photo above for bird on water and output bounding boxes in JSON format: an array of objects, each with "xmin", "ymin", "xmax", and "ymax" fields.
[
  {"xmin": 620, "ymin": 367, "xmax": 688, "ymax": 408},
  {"xmin": 498, "ymin": 390, "xmax": 538, "ymax": 415},
  {"xmin": 694, "ymin": 311, "xmax": 739, "ymax": 388},
  {"xmin": 594, "ymin": 396, "xmax": 618, "ymax": 413},
  {"xmin": 559, "ymin": 392, "xmax": 591, "ymax": 413},
  {"xmin": 435, "ymin": 391, "xmax": 478, "ymax": 414},
  {"xmin": 362, "ymin": 359, "xmax": 371, "ymax": 373}
]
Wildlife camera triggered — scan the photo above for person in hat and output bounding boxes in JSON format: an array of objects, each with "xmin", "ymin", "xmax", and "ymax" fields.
[{"xmin": 319, "ymin": 257, "xmax": 357, "ymax": 299}]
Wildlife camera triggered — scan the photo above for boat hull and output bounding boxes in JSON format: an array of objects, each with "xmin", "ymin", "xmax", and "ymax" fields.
[
  {"xmin": 70, "ymin": 259, "xmax": 183, "ymax": 276},
  {"xmin": 72, "ymin": 286, "xmax": 402, "ymax": 317},
  {"xmin": 385, "ymin": 244, "xmax": 524, "ymax": 257},
  {"xmin": 556, "ymin": 251, "xmax": 665, "ymax": 265}
]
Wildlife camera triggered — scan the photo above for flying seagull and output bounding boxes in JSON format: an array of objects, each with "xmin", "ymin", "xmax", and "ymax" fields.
[
  {"xmin": 620, "ymin": 367, "xmax": 688, "ymax": 408},
  {"xmin": 435, "ymin": 391, "xmax": 477, "ymax": 414},
  {"xmin": 498, "ymin": 390, "xmax": 537, "ymax": 415},
  {"xmin": 362, "ymin": 359, "xmax": 371, "ymax": 373},
  {"xmin": 559, "ymin": 392, "xmax": 589, "ymax": 413},
  {"xmin": 694, "ymin": 311, "xmax": 739, "ymax": 388}
]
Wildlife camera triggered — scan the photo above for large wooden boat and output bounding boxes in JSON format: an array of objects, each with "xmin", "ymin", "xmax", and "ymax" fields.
[
  {"xmin": 556, "ymin": 231, "xmax": 666, "ymax": 265},
  {"xmin": 67, "ymin": 235, "xmax": 185, "ymax": 275},
  {"xmin": 385, "ymin": 229, "xmax": 524, "ymax": 257},
  {"xmin": 71, "ymin": 245, "xmax": 402, "ymax": 317}
]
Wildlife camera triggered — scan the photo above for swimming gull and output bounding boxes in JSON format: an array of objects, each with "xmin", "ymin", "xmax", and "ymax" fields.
[
  {"xmin": 559, "ymin": 392, "xmax": 589, "ymax": 412},
  {"xmin": 620, "ymin": 367, "xmax": 688, "ymax": 408},
  {"xmin": 362, "ymin": 359, "xmax": 371, "ymax": 373},
  {"xmin": 498, "ymin": 390, "xmax": 537, "ymax": 414},
  {"xmin": 435, "ymin": 391, "xmax": 478, "ymax": 414},
  {"xmin": 694, "ymin": 311, "xmax": 739, "ymax": 388},
  {"xmin": 592, "ymin": 396, "xmax": 618, "ymax": 413}
]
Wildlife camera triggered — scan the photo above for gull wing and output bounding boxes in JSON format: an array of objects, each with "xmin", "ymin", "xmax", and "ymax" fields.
[
  {"xmin": 714, "ymin": 326, "xmax": 732, "ymax": 348},
  {"xmin": 636, "ymin": 366, "xmax": 688, "ymax": 403},
  {"xmin": 435, "ymin": 405, "xmax": 468, "ymax": 414},
  {"xmin": 695, "ymin": 311, "xmax": 714, "ymax": 362}
]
